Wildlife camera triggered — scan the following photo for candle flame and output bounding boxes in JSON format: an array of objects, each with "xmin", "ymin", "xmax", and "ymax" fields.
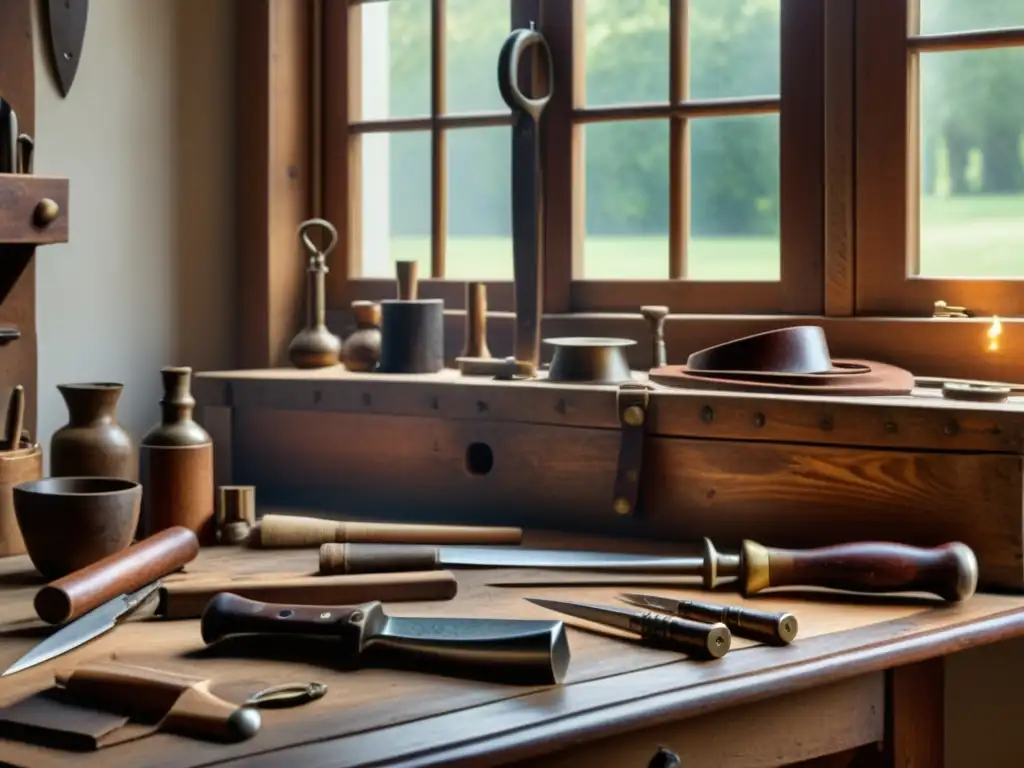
[{"xmin": 987, "ymin": 316, "xmax": 1002, "ymax": 352}]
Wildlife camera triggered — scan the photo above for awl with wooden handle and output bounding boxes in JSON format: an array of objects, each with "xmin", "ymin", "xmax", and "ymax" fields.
[
  {"xmin": 321, "ymin": 538, "xmax": 979, "ymax": 603},
  {"xmin": 56, "ymin": 661, "xmax": 261, "ymax": 743},
  {"xmin": 257, "ymin": 513, "xmax": 522, "ymax": 547}
]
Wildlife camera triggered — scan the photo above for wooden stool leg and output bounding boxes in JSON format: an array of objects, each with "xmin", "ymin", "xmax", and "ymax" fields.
[{"xmin": 886, "ymin": 658, "xmax": 945, "ymax": 767}]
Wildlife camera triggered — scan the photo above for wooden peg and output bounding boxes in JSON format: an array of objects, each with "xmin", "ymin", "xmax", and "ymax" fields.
[
  {"xmin": 640, "ymin": 305, "xmax": 669, "ymax": 368},
  {"xmin": 460, "ymin": 282, "xmax": 492, "ymax": 360},
  {"xmin": 396, "ymin": 260, "xmax": 419, "ymax": 300},
  {"xmin": 217, "ymin": 486, "xmax": 256, "ymax": 545}
]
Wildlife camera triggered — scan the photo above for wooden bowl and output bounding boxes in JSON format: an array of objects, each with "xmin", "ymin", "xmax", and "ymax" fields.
[{"xmin": 13, "ymin": 476, "xmax": 142, "ymax": 579}]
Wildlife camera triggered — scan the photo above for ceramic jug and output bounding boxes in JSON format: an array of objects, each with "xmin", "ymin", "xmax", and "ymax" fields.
[{"xmin": 50, "ymin": 383, "xmax": 134, "ymax": 480}]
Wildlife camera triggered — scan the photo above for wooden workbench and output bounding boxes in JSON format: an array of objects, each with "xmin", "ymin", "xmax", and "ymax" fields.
[{"xmin": 0, "ymin": 539, "xmax": 1022, "ymax": 767}]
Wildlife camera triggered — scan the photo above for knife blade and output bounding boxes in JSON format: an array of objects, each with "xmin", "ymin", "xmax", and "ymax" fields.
[
  {"xmin": 319, "ymin": 541, "xmax": 720, "ymax": 576},
  {"xmin": 526, "ymin": 597, "xmax": 731, "ymax": 660},
  {"xmin": 619, "ymin": 593, "xmax": 799, "ymax": 646},
  {"xmin": 200, "ymin": 592, "xmax": 571, "ymax": 685},
  {"xmin": 44, "ymin": 0, "xmax": 89, "ymax": 97},
  {"xmin": 1, "ymin": 581, "xmax": 160, "ymax": 677}
]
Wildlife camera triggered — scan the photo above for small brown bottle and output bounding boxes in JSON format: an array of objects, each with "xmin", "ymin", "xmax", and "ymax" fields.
[
  {"xmin": 341, "ymin": 300, "xmax": 382, "ymax": 372},
  {"xmin": 138, "ymin": 367, "xmax": 215, "ymax": 544}
]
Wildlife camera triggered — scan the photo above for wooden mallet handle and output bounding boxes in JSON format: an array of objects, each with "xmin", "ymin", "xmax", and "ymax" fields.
[
  {"xmin": 320, "ymin": 543, "xmax": 441, "ymax": 575},
  {"xmin": 35, "ymin": 526, "xmax": 200, "ymax": 624},
  {"xmin": 257, "ymin": 513, "xmax": 522, "ymax": 548},
  {"xmin": 738, "ymin": 540, "xmax": 978, "ymax": 602}
]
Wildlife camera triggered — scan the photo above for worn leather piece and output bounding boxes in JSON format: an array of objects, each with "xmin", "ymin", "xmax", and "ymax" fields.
[
  {"xmin": 612, "ymin": 384, "xmax": 650, "ymax": 517},
  {"xmin": 649, "ymin": 360, "xmax": 915, "ymax": 396},
  {"xmin": 0, "ymin": 687, "xmax": 154, "ymax": 751}
]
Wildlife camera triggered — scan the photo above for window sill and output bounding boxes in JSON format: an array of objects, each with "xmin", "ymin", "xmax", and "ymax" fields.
[{"xmin": 325, "ymin": 309, "xmax": 1020, "ymax": 383}]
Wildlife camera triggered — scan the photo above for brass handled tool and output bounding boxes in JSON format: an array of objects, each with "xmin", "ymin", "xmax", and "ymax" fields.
[
  {"xmin": 619, "ymin": 593, "xmax": 798, "ymax": 646},
  {"xmin": 201, "ymin": 592, "xmax": 571, "ymax": 685},
  {"xmin": 324, "ymin": 538, "xmax": 979, "ymax": 603},
  {"xmin": 526, "ymin": 597, "xmax": 731, "ymax": 660}
]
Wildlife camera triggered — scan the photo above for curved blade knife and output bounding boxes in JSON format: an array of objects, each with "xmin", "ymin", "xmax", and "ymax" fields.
[{"xmin": 45, "ymin": 0, "xmax": 90, "ymax": 97}]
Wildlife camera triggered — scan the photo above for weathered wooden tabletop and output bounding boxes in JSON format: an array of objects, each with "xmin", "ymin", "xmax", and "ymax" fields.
[{"xmin": 1, "ymin": 536, "xmax": 1023, "ymax": 768}]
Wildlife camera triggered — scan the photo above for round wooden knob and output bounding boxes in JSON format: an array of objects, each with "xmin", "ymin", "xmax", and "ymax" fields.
[{"xmin": 33, "ymin": 198, "xmax": 60, "ymax": 227}]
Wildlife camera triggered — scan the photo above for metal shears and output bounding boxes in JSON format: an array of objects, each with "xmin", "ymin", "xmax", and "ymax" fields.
[{"xmin": 497, "ymin": 23, "xmax": 554, "ymax": 372}]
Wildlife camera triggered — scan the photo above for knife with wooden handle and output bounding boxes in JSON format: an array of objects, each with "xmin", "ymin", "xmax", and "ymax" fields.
[{"xmin": 56, "ymin": 661, "xmax": 261, "ymax": 743}]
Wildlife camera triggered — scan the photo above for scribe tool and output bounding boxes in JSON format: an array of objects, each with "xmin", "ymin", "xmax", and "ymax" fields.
[{"xmin": 525, "ymin": 597, "xmax": 731, "ymax": 660}]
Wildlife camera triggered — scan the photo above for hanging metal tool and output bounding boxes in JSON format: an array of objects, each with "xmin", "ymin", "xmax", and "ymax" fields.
[
  {"xmin": 44, "ymin": 0, "xmax": 90, "ymax": 98},
  {"xmin": 497, "ymin": 22, "xmax": 553, "ymax": 375}
]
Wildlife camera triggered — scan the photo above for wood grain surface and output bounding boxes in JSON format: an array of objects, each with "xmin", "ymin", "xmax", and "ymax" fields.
[{"xmin": 0, "ymin": 536, "xmax": 1022, "ymax": 767}]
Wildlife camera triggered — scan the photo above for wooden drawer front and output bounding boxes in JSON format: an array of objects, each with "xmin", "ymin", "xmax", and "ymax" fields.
[{"xmin": 501, "ymin": 673, "xmax": 884, "ymax": 768}]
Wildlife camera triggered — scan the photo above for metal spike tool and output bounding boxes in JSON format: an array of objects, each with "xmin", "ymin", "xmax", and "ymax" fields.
[
  {"xmin": 526, "ymin": 597, "xmax": 731, "ymax": 660},
  {"xmin": 619, "ymin": 593, "xmax": 798, "ymax": 646}
]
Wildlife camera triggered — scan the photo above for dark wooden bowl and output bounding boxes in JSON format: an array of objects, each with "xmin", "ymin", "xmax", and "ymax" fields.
[{"xmin": 13, "ymin": 476, "xmax": 142, "ymax": 579}]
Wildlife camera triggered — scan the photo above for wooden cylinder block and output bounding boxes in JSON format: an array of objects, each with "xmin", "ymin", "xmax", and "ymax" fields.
[
  {"xmin": 379, "ymin": 299, "xmax": 444, "ymax": 373},
  {"xmin": 218, "ymin": 485, "xmax": 256, "ymax": 525},
  {"xmin": 0, "ymin": 441, "xmax": 41, "ymax": 557},
  {"xmin": 140, "ymin": 443, "xmax": 216, "ymax": 545}
]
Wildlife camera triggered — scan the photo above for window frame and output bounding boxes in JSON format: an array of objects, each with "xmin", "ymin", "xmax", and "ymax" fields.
[
  {"xmin": 322, "ymin": 0, "xmax": 825, "ymax": 316},
  {"xmin": 855, "ymin": 0, "xmax": 1024, "ymax": 317},
  {"xmin": 234, "ymin": 0, "xmax": 1024, "ymax": 385}
]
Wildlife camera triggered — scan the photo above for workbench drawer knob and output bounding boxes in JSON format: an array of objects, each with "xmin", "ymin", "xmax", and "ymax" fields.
[
  {"xmin": 647, "ymin": 747, "xmax": 681, "ymax": 768},
  {"xmin": 33, "ymin": 198, "xmax": 59, "ymax": 227}
]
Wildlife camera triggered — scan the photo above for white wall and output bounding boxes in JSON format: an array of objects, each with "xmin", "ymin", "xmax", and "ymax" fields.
[{"xmin": 31, "ymin": 0, "xmax": 237, "ymax": 455}]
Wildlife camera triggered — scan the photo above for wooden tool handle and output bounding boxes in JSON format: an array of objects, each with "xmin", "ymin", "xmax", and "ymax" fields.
[
  {"xmin": 3, "ymin": 385, "xmax": 24, "ymax": 451},
  {"xmin": 159, "ymin": 570, "xmax": 458, "ymax": 619},
  {"xmin": 35, "ymin": 527, "xmax": 200, "ymax": 624},
  {"xmin": 739, "ymin": 540, "xmax": 979, "ymax": 602},
  {"xmin": 162, "ymin": 684, "xmax": 262, "ymax": 742},
  {"xmin": 319, "ymin": 543, "xmax": 441, "ymax": 575},
  {"xmin": 201, "ymin": 591, "xmax": 374, "ymax": 645},
  {"xmin": 258, "ymin": 513, "xmax": 522, "ymax": 547},
  {"xmin": 396, "ymin": 260, "xmax": 419, "ymax": 300},
  {"xmin": 57, "ymin": 661, "xmax": 260, "ymax": 742},
  {"xmin": 339, "ymin": 521, "xmax": 521, "ymax": 545}
]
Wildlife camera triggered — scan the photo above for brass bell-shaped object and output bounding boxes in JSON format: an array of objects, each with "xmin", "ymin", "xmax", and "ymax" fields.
[{"xmin": 288, "ymin": 218, "xmax": 343, "ymax": 369}]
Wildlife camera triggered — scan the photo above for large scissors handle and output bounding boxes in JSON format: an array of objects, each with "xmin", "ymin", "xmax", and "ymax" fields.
[{"xmin": 497, "ymin": 24, "xmax": 554, "ymax": 119}]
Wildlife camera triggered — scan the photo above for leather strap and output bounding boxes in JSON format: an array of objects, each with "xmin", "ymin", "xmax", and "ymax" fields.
[{"xmin": 612, "ymin": 383, "xmax": 650, "ymax": 517}]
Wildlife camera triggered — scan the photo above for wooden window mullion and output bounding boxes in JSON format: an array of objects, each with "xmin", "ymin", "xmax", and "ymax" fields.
[
  {"xmin": 431, "ymin": 0, "xmax": 448, "ymax": 278},
  {"xmin": 538, "ymin": 0, "xmax": 581, "ymax": 314},
  {"xmin": 323, "ymin": 0, "xmax": 362, "ymax": 305},
  {"xmin": 669, "ymin": 0, "xmax": 689, "ymax": 280}
]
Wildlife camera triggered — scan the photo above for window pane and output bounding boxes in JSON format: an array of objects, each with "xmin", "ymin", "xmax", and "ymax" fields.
[
  {"xmin": 446, "ymin": 0, "xmax": 509, "ymax": 114},
  {"xmin": 361, "ymin": 0, "xmax": 430, "ymax": 121},
  {"xmin": 689, "ymin": 114, "xmax": 780, "ymax": 281},
  {"xmin": 585, "ymin": 0, "xmax": 669, "ymax": 106},
  {"xmin": 583, "ymin": 121, "xmax": 669, "ymax": 279},
  {"xmin": 689, "ymin": 0, "xmax": 781, "ymax": 100},
  {"xmin": 918, "ymin": 48, "xmax": 1024, "ymax": 277},
  {"xmin": 446, "ymin": 127, "xmax": 513, "ymax": 279},
  {"xmin": 361, "ymin": 132, "xmax": 431, "ymax": 278},
  {"xmin": 920, "ymin": 0, "xmax": 1024, "ymax": 36}
]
